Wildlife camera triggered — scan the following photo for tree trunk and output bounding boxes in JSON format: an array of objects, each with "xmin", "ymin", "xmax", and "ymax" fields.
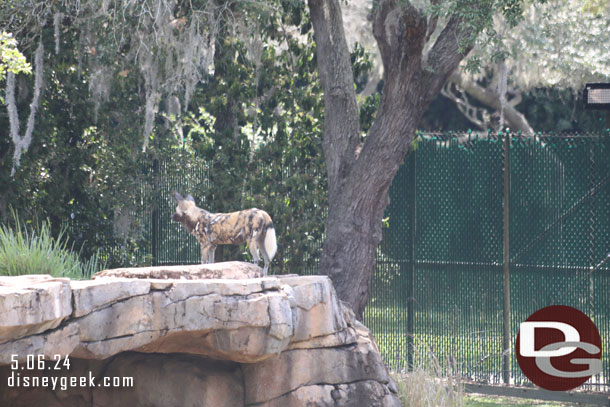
[{"xmin": 308, "ymin": 0, "xmax": 474, "ymax": 318}]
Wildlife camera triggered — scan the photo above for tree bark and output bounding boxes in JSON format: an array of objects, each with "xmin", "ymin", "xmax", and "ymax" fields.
[{"xmin": 308, "ymin": 0, "xmax": 475, "ymax": 318}]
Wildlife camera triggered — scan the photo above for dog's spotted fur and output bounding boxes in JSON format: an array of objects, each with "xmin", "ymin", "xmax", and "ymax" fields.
[{"xmin": 172, "ymin": 192, "xmax": 277, "ymax": 276}]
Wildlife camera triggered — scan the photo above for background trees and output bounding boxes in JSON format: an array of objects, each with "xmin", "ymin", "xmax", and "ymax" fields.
[
  {"xmin": 340, "ymin": 0, "xmax": 610, "ymax": 133},
  {"xmin": 1, "ymin": 0, "xmax": 608, "ymax": 316},
  {"xmin": 0, "ymin": 0, "xmax": 329, "ymax": 271}
]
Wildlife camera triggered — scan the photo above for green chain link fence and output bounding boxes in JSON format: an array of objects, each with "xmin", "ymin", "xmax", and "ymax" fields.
[{"xmin": 366, "ymin": 131, "xmax": 610, "ymax": 391}]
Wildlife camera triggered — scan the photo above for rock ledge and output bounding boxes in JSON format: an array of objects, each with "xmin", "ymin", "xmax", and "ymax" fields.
[{"xmin": 0, "ymin": 263, "xmax": 401, "ymax": 407}]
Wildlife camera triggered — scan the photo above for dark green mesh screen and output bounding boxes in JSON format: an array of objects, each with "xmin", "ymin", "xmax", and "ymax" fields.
[{"xmin": 365, "ymin": 132, "xmax": 610, "ymax": 391}]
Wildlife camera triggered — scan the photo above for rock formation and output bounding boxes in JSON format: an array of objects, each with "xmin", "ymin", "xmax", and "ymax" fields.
[{"xmin": 0, "ymin": 264, "xmax": 401, "ymax": 407}]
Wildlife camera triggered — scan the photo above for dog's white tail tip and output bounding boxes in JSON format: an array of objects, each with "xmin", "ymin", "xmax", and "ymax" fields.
[{"xmin": 265, "ymin": 227, "xmax": 277, "ymax": 260}]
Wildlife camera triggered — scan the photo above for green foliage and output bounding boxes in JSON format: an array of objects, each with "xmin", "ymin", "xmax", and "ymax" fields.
[
  {"xmin": 177, "ymin": 3, "xmax": 329, "ymax": 273},
  {"xmin": 581, "ymin": 0, "xmax": 610, "ymax": 15},
  {"xmin": 0, "ymin": 0, "xmax": 337, "ymax": 273},
  {"xmin": 0, "ymin": 212, "xmax": 104, "ymax": 279},
  {"xmin": 0, "ymin": 12, "xmax": 163, "ymax": 267},
  {"xmin": 351, "ymin": 42, "xmax": 373, "ymax": 93},
  {"xmin": 0, "ymin": 31, "xmax": 31, "ymax": 82},
  {"xmin": 428, "ymin": 0, "xmax": 546, "ymax": 73},
  {"xmin": 360, "ymin": 92, "xmax": 381, "ymax": 134}
]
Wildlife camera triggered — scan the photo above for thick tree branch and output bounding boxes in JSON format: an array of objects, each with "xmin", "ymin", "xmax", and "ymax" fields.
[
  {"xmin": 442, "ymin": 81, "xmax": 490, "ymax": 129},
  {"xmin": 308, "ymin": 0, "xmax": 361, "ymax": 201},
  {"xmin": 371, "ymin": 0, "xmax": 395, "ymax": 69},
  {"xmin": 372, "ymin": 0, "xmax": 427, "ymax": 80},
  {"xmin": 425, "ymin": 0, "xmax": 442, "ymax": 43},
  {"xmin": 449, "ymin": 71, "xmax": 534, "ymax": 134},
  {"xmin": 427, "ymin": 15, "xmax": 474, "ymax": 78}
]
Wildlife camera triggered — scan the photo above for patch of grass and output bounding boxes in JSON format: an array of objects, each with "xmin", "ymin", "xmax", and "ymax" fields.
[
  {"xmin": 0, "ymin": 214, "xmax": 103, "ymax": 279},
  {"xmin": 394, "ymin": 370, "xmax": 465, "ymax": 407},
  {"xmin": 391, "ymin": 370, "xmax": 594, "ymax": 407},
  {"xmin": 465, "ymin": 395, "xmax": 596, "ymax": 407},
  {"xmin": 392, "ymin": 350, "xmax": 466, "ymax": 407}
]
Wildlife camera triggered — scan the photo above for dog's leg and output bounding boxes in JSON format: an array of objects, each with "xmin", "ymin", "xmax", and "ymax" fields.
[
  {"xmin": 260, "ymin": 245, "xmax": 270, "ymax": 277},
  {"xmin": 200, "ymin": 245, "xmax": 210, "ymax": 264},
  {"xmin": 209, "ymin": 245, "xmax": 216, "ymax": 263},
  {"xmin": 249, "ymin": 239, "xmax": 260, "ymax": 265},
  {"xmin": 257, "ymin": 234, "xmax": 269, "ymax": 276}
]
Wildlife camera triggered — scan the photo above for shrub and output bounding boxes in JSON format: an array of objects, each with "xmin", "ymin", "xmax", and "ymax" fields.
[{"xmin": 0, "ymin": 215, "xmax": 103, "ymax": 279}]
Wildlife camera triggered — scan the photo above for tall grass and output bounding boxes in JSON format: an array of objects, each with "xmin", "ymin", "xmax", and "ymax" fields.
[
  {"xmin": 0, "ymin": 214, "xmax": 104, "ymax": 279},
  {"xmin": 393, "ymin": 348, "xmax": 465, "ymax": 407}
]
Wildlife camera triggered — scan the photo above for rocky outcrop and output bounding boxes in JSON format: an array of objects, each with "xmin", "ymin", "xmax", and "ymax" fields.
[{"xmin": 0, "ymin": 264, "xmax": 401, "ymax": 407}]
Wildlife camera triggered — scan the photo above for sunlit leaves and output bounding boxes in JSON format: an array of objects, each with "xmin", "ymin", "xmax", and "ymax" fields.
[{"xmin": 0, "ymin": 32, "xmax": 31, "ymax": 82}]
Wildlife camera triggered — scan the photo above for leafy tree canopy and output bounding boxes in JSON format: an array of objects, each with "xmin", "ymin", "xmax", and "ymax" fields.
[{"xmin": 0, "ymin": 0, "xmax": 332, "ymax": 272}]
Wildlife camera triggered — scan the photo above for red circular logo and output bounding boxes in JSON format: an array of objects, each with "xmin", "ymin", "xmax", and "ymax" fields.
[{"xmin": 516, "ymin": 305, "xmax": 602, "ymax": 391}]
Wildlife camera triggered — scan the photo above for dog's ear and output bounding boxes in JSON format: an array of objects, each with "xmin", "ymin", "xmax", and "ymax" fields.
[
  {"xmin": 173, "ymin": 192, "xmax": 183, "ymax": 202},
  {"xmin": 186, "ymin": 194, "xmax": 195, "ymax": 202}
]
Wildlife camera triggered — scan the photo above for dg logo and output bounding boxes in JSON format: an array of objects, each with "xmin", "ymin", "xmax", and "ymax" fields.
[{"xmin": 516, "ymin": 305, "xmax": 603, "ymax": 391}]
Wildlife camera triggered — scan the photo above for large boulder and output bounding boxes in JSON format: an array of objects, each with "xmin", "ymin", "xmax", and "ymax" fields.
[{"xmin": 0, "ymin": 263, "xmax": 401, "ymax": 407}]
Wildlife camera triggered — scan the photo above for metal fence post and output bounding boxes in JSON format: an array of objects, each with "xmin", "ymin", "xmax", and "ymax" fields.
[
  {"xmin": 151, "ymin": 159, "xmax": 160, "ymax": 266},
  {"xmin": 407, "ymin": 150, "xmax": 416, "ymax": 372},
  {"xmin": 588, "ymin": 137, "xmax": 596, "ymax": 318},
  {"xmin": 502, "ymin": 132, "xmax": 511, "ymax": 385}
]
